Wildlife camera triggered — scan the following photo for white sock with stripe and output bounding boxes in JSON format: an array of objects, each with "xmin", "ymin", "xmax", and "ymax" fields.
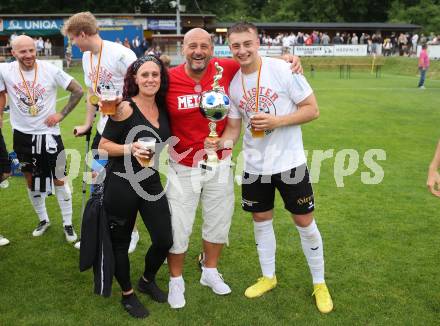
[
  {"xmin": 55, "ymin": 184, "xmax": 73, "ymax": 226},
  {"xmin": 296, "ymin": 219, "xmax": 325, "ymax": 284},
  {"xmin": 253, "ymin": 219, "xmax": 276, "ymax": 278},
  {"xmin": 27, "ymin": 189, "xmax": 49, "ymax": 222}
]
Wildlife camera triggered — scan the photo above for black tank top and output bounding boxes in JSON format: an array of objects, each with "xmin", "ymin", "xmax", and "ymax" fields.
[{"xmin": 102, "ymin": 98, "xmax": 171, "ymax": 175}]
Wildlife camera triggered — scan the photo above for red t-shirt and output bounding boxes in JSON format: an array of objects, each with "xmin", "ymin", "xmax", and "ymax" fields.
[{"xmin": 166, "ymin": 58, "xmax": 240, "ymax": 167}]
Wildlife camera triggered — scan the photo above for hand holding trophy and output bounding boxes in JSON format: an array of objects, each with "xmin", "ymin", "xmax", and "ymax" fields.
[{"xmin": 199, "ymin": 62, "xmax": 230, "ymax": 167}]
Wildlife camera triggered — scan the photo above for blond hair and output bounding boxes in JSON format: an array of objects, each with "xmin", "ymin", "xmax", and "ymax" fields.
[{"xmin": 62, "ymin": 12, "xmax": 99, "ymax": 36}]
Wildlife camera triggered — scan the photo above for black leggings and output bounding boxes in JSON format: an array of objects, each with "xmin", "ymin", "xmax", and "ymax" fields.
[
  {"xmin": 104, "ymin": 171, "xmax": 173, "ymax": 292},
  {"xmin": 0, "ymin": 129, "xmax": 11, "ymax": 175}
]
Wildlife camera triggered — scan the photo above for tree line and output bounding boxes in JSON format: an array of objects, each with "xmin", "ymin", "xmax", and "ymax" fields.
[{"xmin": 0, "ymin": 0, "xmax": 438, "ymax": 32}]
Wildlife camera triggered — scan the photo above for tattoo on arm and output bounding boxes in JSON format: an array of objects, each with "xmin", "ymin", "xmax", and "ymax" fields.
[{"xmin": 60, "ymin": 80, "xmax": 84, "ymax": 119}]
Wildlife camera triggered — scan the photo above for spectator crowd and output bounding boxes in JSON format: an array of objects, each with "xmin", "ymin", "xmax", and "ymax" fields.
[{"xmin": 213, "ymin": 30, "xmax": 440, "ymax": 56}]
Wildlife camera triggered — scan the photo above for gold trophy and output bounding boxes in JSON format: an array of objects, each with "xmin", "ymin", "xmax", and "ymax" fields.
[{"xmin": 199, "ymin": 62, "xmax": 230, "ymax": 167}]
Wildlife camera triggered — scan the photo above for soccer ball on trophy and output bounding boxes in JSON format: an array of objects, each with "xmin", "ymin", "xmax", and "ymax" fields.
[
  {"xmin": 199, "ymin": 91, "xmax": 230, "ymax": 124},
  {"xmin": 199, "ymin": 62, "xmax": 231, "ymax": 166}
]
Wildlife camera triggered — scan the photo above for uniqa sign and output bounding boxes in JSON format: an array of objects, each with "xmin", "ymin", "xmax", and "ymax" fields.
[{"xmin": 5, "ymin": 19, "xmax": 63, "ymax": 30}]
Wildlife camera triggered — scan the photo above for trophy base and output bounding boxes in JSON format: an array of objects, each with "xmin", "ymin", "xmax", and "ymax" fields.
[
  {"xmin": 198, "ymin": 152, "xmax": 219, "ymax": 171},
  {"xmin": 198, "ymin": 160, "xmax": 214, "ymax": 171}
]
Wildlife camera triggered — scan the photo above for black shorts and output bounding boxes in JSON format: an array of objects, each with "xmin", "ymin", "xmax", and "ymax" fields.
[
  {"xmin": 241, "ymin": 164, "xmax": 315, "ymax": 215},
  {"xmin": 13, "ymin": 130, "xmax": 66, "ymax": 178}
]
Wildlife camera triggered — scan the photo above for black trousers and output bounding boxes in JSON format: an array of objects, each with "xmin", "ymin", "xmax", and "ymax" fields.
[
  {"xmin": 104, "ymin": 171, "xmax": 173, "ymax": 292},
  {"xmin": 0, "ymin": 129, "xmax": 11, "ymax": 175}
]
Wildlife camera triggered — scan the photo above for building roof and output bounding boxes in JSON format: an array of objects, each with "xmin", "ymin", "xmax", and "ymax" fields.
[
  {"xmin": 210, "ymin": 22, "xmax": 421, "ymax": 31},
  {"xmin": 0, "ymin": 13, "xmax": 215, "ymax": 18}
]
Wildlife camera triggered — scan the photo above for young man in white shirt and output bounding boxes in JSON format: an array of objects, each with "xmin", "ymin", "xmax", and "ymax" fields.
[
  {"xmin": 62, "ymin": 12, "xmax": 140, "ymax": 253},
  {"xmin": 0, "ymin": 35, "xmax": 84, "ymax": 242},
  {"xmin": 207, "ymin": 22, "xmax": 333, "ymax": 314}
]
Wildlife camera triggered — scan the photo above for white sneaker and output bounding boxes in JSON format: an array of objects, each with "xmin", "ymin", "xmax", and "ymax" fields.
[
  {"xmin": 128, "ymin": 230, "xmax": 140, "ymax": 254},
  {"xmin": 419, "ymin": 85, "xmax": 426, "ymax": 89},
  {"xmin": 64, "ymin": 225, "xmax": 78, "ymax": 243},
  {"xmin": 0, "ymin": 235, "xmax": 10, "ymax": 246},
  {"xmin": 0, "ymin": 179, "xmax": 9, "ymax": 188},
  {"xmin": 200, "ymin": 268, "xmax": 231, "ymax": 295},
  {"xmin": 168, "ymin": 277, "xmax": 186, "ymax": 309},
  {"xmin": 32, "ymin": 220, "xmax": 50, "ymax": 237},
  {"xmin": 74, "ymin": 241, "xmax": 81, "ymax": 250}
]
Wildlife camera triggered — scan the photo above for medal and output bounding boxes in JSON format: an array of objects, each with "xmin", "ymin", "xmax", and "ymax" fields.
[
  {"xmin": 29, "ymin": 105, "xmax": 39, "ymax": 116},
  {"xmin": 18, "ymin": 62, "xmax": 39, "ymax": 116},
  {"xmin": 90, "ymin": 42, "xmax": 103, "ymax": 105},
  {"xmin": 241, "ymin": 58, "xmax": 265, "ymax": 138},
  {"xmin": 89, "ymin": 94, "xmax": 99, "ymax": 105}
]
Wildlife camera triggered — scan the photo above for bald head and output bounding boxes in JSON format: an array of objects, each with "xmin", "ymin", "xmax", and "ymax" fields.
[
  {"xmin": 182, "ymin": 28, "xmax": 213, "ymax": 76},
  {"xmin": 183, "ymin": 28, "xmax": 212, "ymax": 46},
  {"xmin": 11, "ymin": 35, "xmax": 36, "ymax": 70},
  {"xmin": 11, "ymin": 35, "xmax": 35, "ymax": 51}
]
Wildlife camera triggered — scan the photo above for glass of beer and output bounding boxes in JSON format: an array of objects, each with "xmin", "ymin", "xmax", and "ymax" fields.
[
  {"xmin": 100, "ymin": 89, "xmax": 118, "ymax": 115},
  {"xmin": 137, "ymin": 137, "xmax": 156, "ymax": 168},
  {"xmin": 250, "ymin": 113, "xmax": 265, "ymax": 138}
]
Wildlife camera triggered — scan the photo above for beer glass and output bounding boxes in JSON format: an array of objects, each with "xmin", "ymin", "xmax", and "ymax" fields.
[
  {"xmin": 100, "ymin": 89, "xmax": 118, "ymax": 115},
  {"xmin": 137, "ymin": 137, "xmax": 156, "ymax": 168}
]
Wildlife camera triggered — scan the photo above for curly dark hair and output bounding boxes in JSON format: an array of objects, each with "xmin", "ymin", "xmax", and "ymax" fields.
[{"xmin": 122, "ymin": 55, "xmax": 169, "ymax": 110}]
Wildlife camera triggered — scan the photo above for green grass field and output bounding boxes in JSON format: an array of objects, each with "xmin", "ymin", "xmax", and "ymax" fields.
[{"xmin": 0, "ymin": 57, "xmax": 439, "ymax": 325}]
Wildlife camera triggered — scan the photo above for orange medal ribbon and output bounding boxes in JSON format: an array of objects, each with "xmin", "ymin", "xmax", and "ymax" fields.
[{"xmin": 18, "ymin": 63, "xmax": 39, "ymax": 116}]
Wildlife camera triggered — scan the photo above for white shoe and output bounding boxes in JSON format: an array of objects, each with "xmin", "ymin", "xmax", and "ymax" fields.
[
  {"xmin": 0, "ymin": 179, "xmax": 9, "ymax": 188},
  {"xmin": 168, "ymin": 278, "xmax": 186, "ymax": 309},
  {"xmin": 128, "ymin": 230, "xmax": 140, "ymax": 254},
  {"xmin": 200, "ymin": 267, "xmax": 231, "ymax": 295},
  {"xmin": 74, "ymin": 241, "xmax": 81, "ymax": 250},
  {"xmin": 32, "ymin": 220, "xmax": 50, "ymax": 237},
  {"xmin": 0, "ymin": 235, "xmax": 10, "ymax": 246},
  {"xmin": 64, "ymin": 225, "xmax": 78, "ymax": 243},
  {"xmin": 419, "ymin": 85, "xmax": 426, "ymax": 89}
]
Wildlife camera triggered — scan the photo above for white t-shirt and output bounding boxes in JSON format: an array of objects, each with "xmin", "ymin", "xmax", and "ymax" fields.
[
  {"xmin": 0, "ymin": 60, "xmax": 73, "ymax": 135},
  {"xmin": 82, "ymin": 40, "xmax": 137, "ymax": 134},
  {"xmin": 228, "ymin": 56, "xmax": 313, "ymax": 175}
]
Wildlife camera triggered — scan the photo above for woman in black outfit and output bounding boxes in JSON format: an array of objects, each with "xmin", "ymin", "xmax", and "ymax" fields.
[{"xmin": 99, "ymin": 55, "xmax": 172, "ymax": 319}]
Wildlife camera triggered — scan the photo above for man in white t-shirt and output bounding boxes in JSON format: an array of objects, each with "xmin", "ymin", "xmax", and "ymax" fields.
[
  {"xmin": 207, "ymin": 22, "xmax": 333, "ymax": 314},
  {"xmin": 0, "ymin": 35, "xmax": 84, "ymax": 242},
  {"xmin": 62, "ymin": 12, "xmax": 139, "ymax": 252}
]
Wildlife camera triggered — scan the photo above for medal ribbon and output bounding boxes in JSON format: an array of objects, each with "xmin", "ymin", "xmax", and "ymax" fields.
[
  {"xmin": 18, "ymin": 63, "xmax": 38, "ymax": 108},
  {"xmin": 241, "ymin": 57, "xmax": 262, "ymax": 113},
  {"xmin": 90, "ymin": 41, "xmax": 103, "ymax": 95}
]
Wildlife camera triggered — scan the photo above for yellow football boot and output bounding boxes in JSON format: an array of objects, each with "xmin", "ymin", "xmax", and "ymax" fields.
[
  {"xmin": 312, "ymin": 283, "xmax": 334, "ymax": 313},
  {"xmin": 244, "ymin": 276, "xmax": 277, "ymax": 298}
]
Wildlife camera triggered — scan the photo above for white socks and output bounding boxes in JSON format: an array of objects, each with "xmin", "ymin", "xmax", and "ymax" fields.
[
  {"xmin": 170, "ymin": 275, "xmax": 184, "ymax": 283},
  {"xmin": 202, "ymin": 267, "xmax": 218, "ymax": 274},
  {"xmin": 253, "ymin": 219, "xmax": 276, "ymax": 278},
  {"xmin": 27, "ymin": 189, "xmax": 49, "ymax": 222},
  {"xmin": 55, "ymin": 184, "xmax": 73, "ymax": 226},
  {"xmin": 296, "ymin": 219, "xmax": 325, "ymax": 284}
]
